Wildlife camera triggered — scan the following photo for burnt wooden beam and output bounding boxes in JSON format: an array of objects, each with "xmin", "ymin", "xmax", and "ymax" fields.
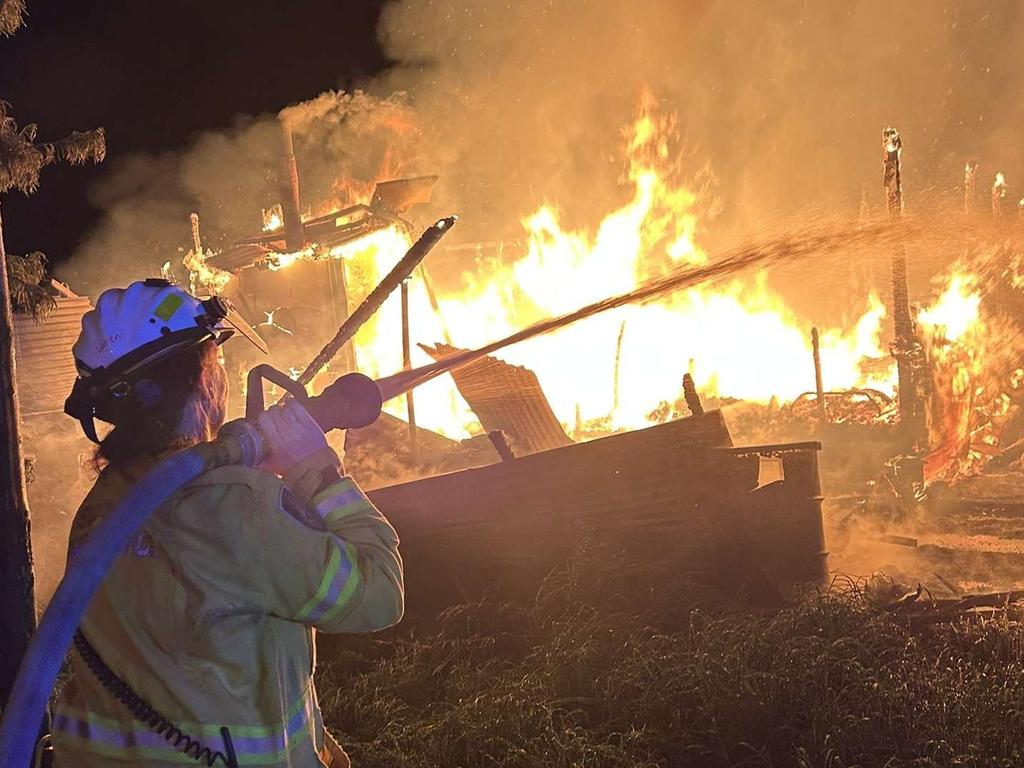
[{"xmin": 277, "ymin": 112, "xmax": 305, "ymax": 252}]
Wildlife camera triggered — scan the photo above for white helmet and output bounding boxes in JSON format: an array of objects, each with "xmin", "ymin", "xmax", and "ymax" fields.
[{"xmin": 65, "ymin": 278, "xmax": 266, "ymax": 441}]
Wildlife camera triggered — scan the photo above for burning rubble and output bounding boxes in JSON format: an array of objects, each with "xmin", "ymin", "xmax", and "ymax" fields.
[
  {"xmin": 173, "ymin": 93, "xmax": 1024, "ymax": 497},
  {"xmin": 20, "ymin": 75, "xmax": 1024, "ymax": 615}
]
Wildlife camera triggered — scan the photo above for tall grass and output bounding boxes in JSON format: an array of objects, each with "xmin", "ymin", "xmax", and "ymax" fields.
[{"xmin": 317, "ymin": 553, "xmax": 1024, "ymax": 767}]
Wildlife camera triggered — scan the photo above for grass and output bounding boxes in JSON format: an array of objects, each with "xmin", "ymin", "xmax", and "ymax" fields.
[{"xmin": 315, "ymin": 552, "xmax": 1024, "ymax": 768}]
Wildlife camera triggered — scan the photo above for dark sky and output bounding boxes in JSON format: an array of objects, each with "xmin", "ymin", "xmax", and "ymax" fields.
[{"xmin": 0, "ymin": 0, "xmax": 389, "ymax": 262}]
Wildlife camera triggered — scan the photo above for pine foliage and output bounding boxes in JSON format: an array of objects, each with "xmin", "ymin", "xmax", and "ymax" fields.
[
  {"xmin": 0, "ymin": 0, "xmax": 24, "ymax": 37},
  {"xmin": 0, "ymin": 102, "xmax": 106, "ymax": 194},
  {"xmin": 6, "ymin": 251, "xmax": 54, "ymax": 318}
]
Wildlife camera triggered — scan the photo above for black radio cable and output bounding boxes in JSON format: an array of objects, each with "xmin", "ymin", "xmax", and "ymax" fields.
[{"xmin": 71, "ymin": 630, "xmax": 239, "ymax": 768}]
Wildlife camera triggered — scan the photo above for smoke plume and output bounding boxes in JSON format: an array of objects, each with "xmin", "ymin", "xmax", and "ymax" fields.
[{"xmin": 58, "ymin": 2, "xmax": 1024, "ymax": 318}]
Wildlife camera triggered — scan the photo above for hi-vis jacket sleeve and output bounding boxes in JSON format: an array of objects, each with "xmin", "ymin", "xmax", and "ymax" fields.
[{"xmin": 242, "ymin": 473, "xmax": 404, "ymax": 633}]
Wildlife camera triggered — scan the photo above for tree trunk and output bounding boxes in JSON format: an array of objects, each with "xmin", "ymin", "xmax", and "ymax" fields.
[{"xmin": 0, "ymin": 201, "xmax": 38, "ymax": 709}]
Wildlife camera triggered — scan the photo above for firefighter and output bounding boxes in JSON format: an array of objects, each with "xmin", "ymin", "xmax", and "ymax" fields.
[{"xmin": 52, "ymin": 279, "xmax": 403, "ymax": 767}]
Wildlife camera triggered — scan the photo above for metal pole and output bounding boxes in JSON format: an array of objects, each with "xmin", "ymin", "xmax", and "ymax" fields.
[
  {"xmin": 400, "ymin": 278, "xmax": 418, "ymax": 462},
  {"xmin": 811, "ymin": 327, "xmax": 825, "ymax": 419}
]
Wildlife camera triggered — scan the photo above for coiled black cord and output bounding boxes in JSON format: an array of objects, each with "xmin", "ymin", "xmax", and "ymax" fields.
[{"xmin": 72, "ymin": 630, "xmax": 239, "ymax": 768}]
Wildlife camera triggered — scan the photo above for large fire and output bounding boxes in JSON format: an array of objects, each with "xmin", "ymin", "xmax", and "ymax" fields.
[
  {"xmin": 187, "ymin": 91, "xmax": 1020, "ymax": 484},
  {"xmin": 341, "ymin": 94, "xmax": 903, "ymax": 436},
  {"xmin": 918, "ymin": 267, "xmax": 1018, "ymax": 482}
]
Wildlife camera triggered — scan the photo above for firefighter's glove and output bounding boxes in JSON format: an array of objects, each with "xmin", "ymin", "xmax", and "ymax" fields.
[{"xmin": 256, "ymin": 401, "xmax": 341, "ymax": 502}]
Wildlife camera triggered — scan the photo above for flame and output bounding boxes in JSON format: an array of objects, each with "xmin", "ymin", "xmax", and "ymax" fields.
[
  {"xmin": 918, "ymin": 267, "xmax": 1010, "ymax": 482},
  {"xmin": 341, "ymin": 93, "xmax": 897, "ymax": 438},
  {"xmin": 213, "ymin": 89, "xmax": 1019, "ymax": 473},
  {"xmin": 184, "ymin": 247, "xmax": 232, "ymax": 295},
  {"xmin": 918, "ymin": 272, "xmax": 981, "ymax": 343},
  {"xmin": 265, "ymin": 245, "xmax": 317, "ymax": 272},
  {"xmin": 262, "ymin": 206, "xmax": 284, "ymax": 232},
  {"xmin": 177, "ymin": 86, "xmax": 1023, "ymax": 486}
]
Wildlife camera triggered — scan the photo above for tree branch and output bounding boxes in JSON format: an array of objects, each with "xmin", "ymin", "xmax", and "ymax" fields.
[{"xmin": 0, "ymin": 103, "xmax": 105, "ymax": 194}]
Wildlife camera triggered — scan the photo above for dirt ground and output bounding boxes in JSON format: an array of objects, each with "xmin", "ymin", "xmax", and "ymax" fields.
[{"xmin": 825, "ymin": 472, "xmax": 1024, "ymax": 598}]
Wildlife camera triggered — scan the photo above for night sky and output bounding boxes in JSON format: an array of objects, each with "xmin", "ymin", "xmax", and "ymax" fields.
[{"xmin": 0, "ymin": 0, "xmax": 389, "ymax": 263}]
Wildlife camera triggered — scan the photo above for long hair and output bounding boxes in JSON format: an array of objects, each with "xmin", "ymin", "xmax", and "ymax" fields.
[{"xmin": 94, "ymin": 340, "xmax": 228, "ymax": 471}]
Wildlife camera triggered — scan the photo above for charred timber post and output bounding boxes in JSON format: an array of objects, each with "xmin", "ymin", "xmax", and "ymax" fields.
[
  {"xmin": 811, "ymin": 327, "xmax": 825, "ymax": 419},
  {"xmin": 883, "ymin": 127, "xmax": 926, "ymax": 450},
  {"xmin": 187, "ymin": 212, "xmax": 204, "ymax": 295},
  {"xmin": 682, "ymin": 372, "xmax": 704, "ymax": 417},
  {"xmin": 190, "ymin": 212, "xmax": 203, "ymax": 254},
  {"xmin": 487, "ymin": 430, "xmax": 516, "ymax": 462},
  {"xmin": 0, "ymin": 203, "xmax": 38, "ymax": 710},
  {"xmin": 295, "ymin": 216, "xmax": 457, "ymax": 388},
  {"xmin": 400, "ymin": 278, "xmax": 419, "ymax": 462},
  {"xmin": 964, "ymin": 162, "xmax": 978, "ymax": 216},
  {"xmin": 992, "ymin": 172, "xmax": 1008, "ymax": 219},
  {"xmin": 612, "ymin": 320, "xmax": 626, "ymax": 414},
  {"xmin": 278, "ymin": 112, "xmax": 306, "ymax": 252}
]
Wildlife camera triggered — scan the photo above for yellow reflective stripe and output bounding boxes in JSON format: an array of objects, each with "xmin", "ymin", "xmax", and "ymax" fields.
[
  {"xmin": 296, "ymin": 546, "xmax": 342, "ymax": 620},
  {"xmin": 317, "ymin": 542, "xmax": 363, "ymax": 624},
  {"xmin": 53, "ymin": 686, "xmax": 319, "ymax": 765},
  {"xmin": 51, "ymin": 733, "xmax": 196, "ymax": 765},
  {"xmin": 56, "ymin": 682, "xmax": 313, "ymax": 739},
  {"xmin": 301, "ymin": 541, "xmax": 360, "ymax": 624},
  {"xmin": 52, "ymin": 730, "xmax": 316, "ymax": 766},
  {"xmin": 312, "ymin": 478, "xmax": 376, "ymax": 526},
  {"xmin": 321, "ymin": 496, "xmax": 375, "ymax": 526}
]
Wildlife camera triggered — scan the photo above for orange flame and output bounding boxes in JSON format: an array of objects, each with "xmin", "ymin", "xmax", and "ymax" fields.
[{"xmin": 344, "ymin": 94, "xmax": 898, "ymax": 438}]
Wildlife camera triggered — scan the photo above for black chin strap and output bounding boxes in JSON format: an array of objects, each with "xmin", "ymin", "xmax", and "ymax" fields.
[
  {"xmin": 78, "ymin": 416, "xmax": 100, "ymax": 444},
  {"xmin": 64, "ymin": 377, "xmax": 102, "ymax": 444}
]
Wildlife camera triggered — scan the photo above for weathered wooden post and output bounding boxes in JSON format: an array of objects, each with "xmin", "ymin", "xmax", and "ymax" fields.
[
  {"xmin": 964, "ymin": 162, "xmax": 978, "ymax": 216},
  {"xmin": 992, "ymin": 172, "xmax": 1008, "ymax": 219},
  {"xmin": 810, "ymin": 327, "xmax": 826, "ymax": 419},
  {"xmin": 882, "ymin": 127, "xmax": 927, "ymax": 452},
  {"xmin": 0, "ymin": 202, "xmax": 38, "ymax": 709},
  {"xmin": 612, "ymin": 319, "xmax": 626, "ymax": 415},
  {"xmin": 277, "ymin": 111, "xmax": 306, "ymax": 253},
  {"xmin": 0, "ymin": 4, "xmax": 105, "ymax": 704},
  {"xmin": 682, "ymin": 372, "xmax": 704, "ymax": 417}
]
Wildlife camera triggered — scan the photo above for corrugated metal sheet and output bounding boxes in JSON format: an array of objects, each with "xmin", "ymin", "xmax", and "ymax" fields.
[
  {"xmin": 365, "ymin": 419, "xmax": 829, "ymax": 624},
  {"xmin": 13, "ymin": 296, "xmax": 91, "ymax": 416},
  {"xmin": 422, "ymin": 343, "xmax": 573, "ymax": 456}
]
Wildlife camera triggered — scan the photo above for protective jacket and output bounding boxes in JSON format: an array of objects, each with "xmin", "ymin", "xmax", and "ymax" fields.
[{"xmin": 51, "ymin": 453, "xmax": 403, "ymax": 767}]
